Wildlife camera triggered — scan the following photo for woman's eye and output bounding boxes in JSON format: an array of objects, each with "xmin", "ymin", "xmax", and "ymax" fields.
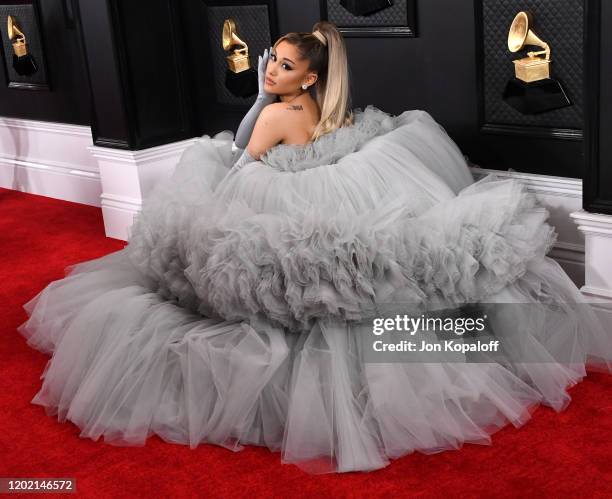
[{"xmin": 270, "ymin": 53, "xmax": 291, "ymax": 70}]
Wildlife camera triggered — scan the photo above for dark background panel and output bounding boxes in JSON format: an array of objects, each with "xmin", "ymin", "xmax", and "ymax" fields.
[
  {"xmin": 178, "ymin": 0, "xmax": 280, "ymax": 135},
  {"xmin": 0, "ymin": 2, "xmax": 49, "ymax": 88},
  {"xmin": 473, "ymin": 0, "xmax": 584, "ymax": 179},
  {"xmin": 77, "ymin": 0, "xmax": 129, "ymax": 146},
  {"xmin": 585, "ymin": 0, "xmax": 612, "ymax": 213},
  {"xmin": 206, "ymin": 3, "xmax": 274, "ymax": 106},
  {"xmin": 598, "ymin": 0, "xmax": 611, "ymax": 205},
  {"xmin": 0, "ymin": 0, "xmax": 597, "ymax": 184},
  {"xmin": 481, "ymin": 0, "xmax": 583, "ymax": 130},
  {"xmin": 0, "ymin": 0, "xmax": 90, "ymax": 124},
  {"xmin": 108, "ymin": 0, "xmax": 196, "ymax": 148}
]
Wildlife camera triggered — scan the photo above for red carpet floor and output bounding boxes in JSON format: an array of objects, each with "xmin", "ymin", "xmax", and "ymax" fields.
[{"xmin": 2, "ymin": 186, "xmax": 612, "ymax": 498}]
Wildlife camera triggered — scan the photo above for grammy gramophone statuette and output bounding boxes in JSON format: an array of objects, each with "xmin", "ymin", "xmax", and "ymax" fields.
[
  {"xmin": 502, "ymin": 11, "xmax": 571, "ymax": 115},
  {"xmin": 222, "ymin": 18, "xmax": 258, "ymax": 98},
  {"xmin": 7, "ymin": 15, "xmax": 38, "ymax": 76}
]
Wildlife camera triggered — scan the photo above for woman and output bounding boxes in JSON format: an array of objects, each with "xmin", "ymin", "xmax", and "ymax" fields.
[
  {"xmin": 230, "ymin": 22, "xmax": 353, "ymax": 167},
  {"xmin": 18, "ymin": 21, "xmax": 612, "ymax": 474}
]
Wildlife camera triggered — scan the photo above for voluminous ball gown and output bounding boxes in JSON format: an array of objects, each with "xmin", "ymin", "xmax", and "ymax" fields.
[{"xmin": 18, "ymin": 106, "xmax": 612, "ymax": 474}]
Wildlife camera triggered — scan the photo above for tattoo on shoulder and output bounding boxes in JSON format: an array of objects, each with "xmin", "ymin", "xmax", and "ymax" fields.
[{"xmin": 286, "ymin": 104, "xmax": 303, "ymax": 111}]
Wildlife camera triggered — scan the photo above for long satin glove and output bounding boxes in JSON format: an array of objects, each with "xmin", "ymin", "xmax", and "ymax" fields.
[
  {"xmin": 234, "ymin": 47, "xmax": 278, "ymax": 149},
  {"xmin": 225, "ymin": 147, "xmax": 257, "ymax": 179}
]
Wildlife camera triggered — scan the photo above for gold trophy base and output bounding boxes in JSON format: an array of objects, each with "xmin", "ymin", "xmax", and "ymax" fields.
[
  {"xmin": 513, "ymin": 57, "xmax": 550, "ymax": 83},
  {"xmin": 226, "ymin": 53, "xmax": 250, "ymax": 73}
]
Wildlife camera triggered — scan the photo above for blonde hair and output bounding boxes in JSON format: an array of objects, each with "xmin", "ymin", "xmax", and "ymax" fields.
[{"xmin": 273, "ymin": 21, "xmax": 354, "ymax": 141}]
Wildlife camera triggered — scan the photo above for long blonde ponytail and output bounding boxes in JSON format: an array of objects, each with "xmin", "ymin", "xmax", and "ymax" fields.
[{"xmin": 309, "ymin": 21, "xmax": 354, "ymax": 140}]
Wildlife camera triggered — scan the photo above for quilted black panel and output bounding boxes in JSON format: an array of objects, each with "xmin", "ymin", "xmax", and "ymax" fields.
[
  {"xmin": 327, "ymin": 0, "xmax": 407, "ymax": 26},
  {"xmin": 206, "ymin": 4, "xmax": 272, "ymax": 106},
  {"xmin": 481, "ymin": 0, "xmax": 583, "ymax": 129},
  {"xmin": 0, "ymin": 4, "xmax": 48, "ymax": 86}
]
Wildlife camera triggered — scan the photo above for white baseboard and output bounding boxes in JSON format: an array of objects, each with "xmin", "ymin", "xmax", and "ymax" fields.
[
  {"xmin": 571, "ymin": 210, "xmax": 612, "ymax": 303},
  {"xmin": 0, "ymin": 117, "xmax": 101, "ymax": 206},
  {"xmin": 88, "ymin": 137, "xmax": 199, "ymax": 240}
]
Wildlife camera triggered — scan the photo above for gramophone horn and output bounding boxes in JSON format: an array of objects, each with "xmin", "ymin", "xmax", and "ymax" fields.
[
  {"xmin": 508, "ymin": 11, "xmax": 550, "ymax": 60},
  {"xmin": 7, "ymin": 15, "xmax": 24, "ymax": 41},
  {"xmin": 7, "ymin": 15, "xmax": 26, "ymax": 56},
  {"xmin": 222, "ymin": 19, "xmax": 246, "ymax": 54}
]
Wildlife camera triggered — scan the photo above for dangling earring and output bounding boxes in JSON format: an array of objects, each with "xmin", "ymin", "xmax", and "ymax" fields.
[{"xmin": 301, "ymin": 84, "xmax": 308, "ymax": 90}]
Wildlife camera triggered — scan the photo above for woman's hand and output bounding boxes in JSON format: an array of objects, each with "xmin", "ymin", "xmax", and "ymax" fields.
[
  {"xmin": 257, "ymin": 47, "xmax": 277, "ymax": 105},
  {"xmin": 234, "ymin": 47, "xmax": 278, "ymax": 149}
]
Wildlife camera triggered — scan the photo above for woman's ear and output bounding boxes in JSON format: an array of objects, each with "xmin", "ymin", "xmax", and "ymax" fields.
[{"xmin": 306, "ymin": 72, "xmax": 318, "ymax": 86}]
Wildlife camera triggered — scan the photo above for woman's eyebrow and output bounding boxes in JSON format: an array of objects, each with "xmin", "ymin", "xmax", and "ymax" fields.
[{"xmin": 272, "ymin": 51, "xmax": 295, "ymax": 64}]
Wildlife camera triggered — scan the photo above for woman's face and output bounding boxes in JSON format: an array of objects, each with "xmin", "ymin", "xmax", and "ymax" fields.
[{"xmin": 264, "ymin": 40, "xmax": 317, "ymax": 95}]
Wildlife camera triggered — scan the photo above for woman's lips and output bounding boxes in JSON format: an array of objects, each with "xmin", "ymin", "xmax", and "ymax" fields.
[{"xmin": 265, "ymin": 77, "xmax": 275, "ymax": 85}]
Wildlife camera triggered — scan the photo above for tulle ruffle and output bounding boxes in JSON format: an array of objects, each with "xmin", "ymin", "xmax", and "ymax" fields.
[{"xmin": 184, "ymin": 175, "xmax": 558, "ymax": 333}]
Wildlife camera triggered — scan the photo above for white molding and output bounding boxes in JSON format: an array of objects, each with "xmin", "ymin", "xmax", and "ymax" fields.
[
  {"xmin": 88, "ymin": 137, "xmax": 198, "ymax": 163},
  {"xmin": 571, "ymin": 211, "xmax": 612, "ymax": 236},
  {"xmin": 548, "ymin": 241, "xmax": 585, "ymax": 264},
  {"xmin": 469, "ymin": 166, "xmax": 582, "ymax": 198},
  {"xmin": 581, "ymin": 286, "xmax": 612, "ymax": 300},
  {"xmin": 570, "ymin": 210, "xmax": 612, "ymax": 305},
  {"xmin": 88, "ymin": 138, "xmax": 200, "ymax": 240},
  {"xmin": 0, "ymin": 117, "xmax": 100, "ymax": 206},
  {"xmin": 0, "ymin": 117, "xmax": 92, "ymax": 136}
]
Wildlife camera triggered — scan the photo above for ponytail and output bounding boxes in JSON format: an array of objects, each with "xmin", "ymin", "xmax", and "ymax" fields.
[{"xmin": 310, "ymin": 21, "xmax": 354, "ymax": 140}]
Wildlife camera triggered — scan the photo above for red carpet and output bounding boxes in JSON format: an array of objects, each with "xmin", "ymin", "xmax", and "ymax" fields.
[{"xmin": 2, "ymin": 186, "xmax": 612, "ymax": 497}]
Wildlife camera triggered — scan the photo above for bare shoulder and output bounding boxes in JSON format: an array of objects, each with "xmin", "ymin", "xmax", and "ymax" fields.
[
  {"xmin": 247, "ymin": 103, "xmax": 286, "ymax": 158},
  {"xmin": 252, "ymin": 102, "xmax": 297, "ymax": 134},
  {"xmin": 249, "ymin": 100, "xmax": 317, "ymax": 155},
  {"xmin": 252, "ymin": 102, "xmax": 303, "ymax": 135}
]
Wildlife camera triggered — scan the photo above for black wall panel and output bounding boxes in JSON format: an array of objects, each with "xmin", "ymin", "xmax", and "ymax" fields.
[
  {"xmin": 107, "ymin": 0, "xmax": 195, "ymax": 148},
  {"xmin": 77, "ymin": 0, "xmax": 197, "ymax": 149},
  {"xmin": 480, "ymin": 0, "xmax": 583, "ymax": 131},
  {"xmin": 0, "ymin": 0, "xmax": 90, "ymax": 124},
  {"xmin": 1, "ymin": 0, "xmax": 608, "ymax": 200},
  {"xmin": 585, "ymin": 0, "xmax": 612, "ymax": 214}
]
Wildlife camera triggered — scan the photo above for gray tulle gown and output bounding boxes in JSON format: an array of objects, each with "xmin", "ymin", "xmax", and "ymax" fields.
[{"xmin": 18, "ymin": 105, "xmax": 612, "ymax": 474}]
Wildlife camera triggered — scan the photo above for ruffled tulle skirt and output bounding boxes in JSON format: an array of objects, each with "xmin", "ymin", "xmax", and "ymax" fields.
[{"xmin": 17, "ymin": 107, "xmax": 612, "ymax": 474}]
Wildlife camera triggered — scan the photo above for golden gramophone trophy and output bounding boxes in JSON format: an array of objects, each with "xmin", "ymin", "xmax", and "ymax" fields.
[
  {"xmin": 7, "ymin": 15, "xmax": 37, "ymax": 76},
  {"xmin": 222, "ymin": 18, "xmax": 257, "ymax": 98},
  {"xmin": 502, "ymin": 11, "xmax": 571, "ymax": 114}
]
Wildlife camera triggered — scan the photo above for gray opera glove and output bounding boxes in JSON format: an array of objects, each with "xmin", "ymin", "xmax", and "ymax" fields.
[
  {"xmin": 234, "ymin": 47, "xmax": 278, "ymax": 149},
  {"xmin": 227, "ymin": 147, "xmax": 257, "ymax": 177}
]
